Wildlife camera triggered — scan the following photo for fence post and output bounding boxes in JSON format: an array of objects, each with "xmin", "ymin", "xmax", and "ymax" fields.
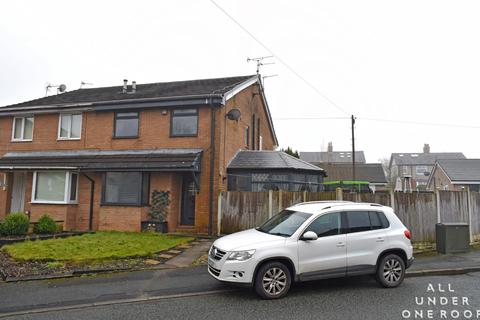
[
  {"xmin": 303, "ymin": 190, "xmax": 307, "ymax": 202},
  {"xmin": 467, "ymin": 187, "xmax": 473, "ymax": 244},
  {"xmin": 278, "ymin": 190, "xmax": 283, "ymax": 212},
  {"xmin": 268, "ymin": 190, "xmax": 273, "ymax": 219},
  {"xmin": 217, "ymin": 192, "xmax": 222, "ymax": 236},
  {"xmin": 435, "ymin": 189, "xmax": 441, "ymax": 223},
  {"xmin": 390, "ymin": 190, "xmax": 395, "ymax": 211},
  {"xmin": 336, "ymin": 188, "xmax": 343, "ymax": 201}
]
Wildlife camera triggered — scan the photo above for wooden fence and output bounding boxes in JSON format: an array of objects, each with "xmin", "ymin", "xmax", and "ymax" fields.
[{"xmin": 218, "ymin": 190, "xmax": 480, "ymax": 243}]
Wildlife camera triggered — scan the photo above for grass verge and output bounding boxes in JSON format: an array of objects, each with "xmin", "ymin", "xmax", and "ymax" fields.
[{"xmin": 2, "ymin": 231, "xmax": 193, "ymax": 263}]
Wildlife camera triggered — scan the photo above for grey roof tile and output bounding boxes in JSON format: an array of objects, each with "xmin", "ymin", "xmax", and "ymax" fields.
[
  {"xmin": 228, "ymin": 151, "xmax": 325, "ymax": 172},
  {"xmin": 1, "ymin": 75, "xmax": 255, "ymax": 109},
  {"xmin": 437, "ymin": 159, "xmax": 480, "ymax": 182},
  {"xmin": 391, "ymin": 152, "xmax": 466, "ymax": 165},
  {"xmin": 320, "ymin": 163, "xmax": 387, "ymax": 183},
  {"xmin": 299, "ymin": 151, "xmax": 366, "ymax": 164}
]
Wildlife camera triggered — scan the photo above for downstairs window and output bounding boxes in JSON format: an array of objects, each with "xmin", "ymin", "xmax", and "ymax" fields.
[
  {"xmin": 33, "ymin": 171, "xmax": 79, "ymax": 203},
  {"xmin": 102, "ymin": 172, "xmax": 150, "ymax": 206}
]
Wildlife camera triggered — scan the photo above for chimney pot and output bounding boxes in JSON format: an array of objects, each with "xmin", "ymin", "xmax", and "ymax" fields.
[
  {"xmin": 123, "ymin": 79, "xmax": 128, "ymax": 93},
  {"xmin": 423, "ymin": 143, "xmax": 430, "ymax": 154},
  {"xmin": 132, "ymin": 81, "xmax": 136, "ymax": 93},
  {"xmin": 327, "ymin": 142, "xmax": 333, "ymax": 153}
]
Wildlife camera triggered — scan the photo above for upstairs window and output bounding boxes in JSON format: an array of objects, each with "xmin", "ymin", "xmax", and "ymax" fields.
[
  {"xmin": 114, "ymin": 112, "xmax": 139, "ymax": 138},
  {"xmin": 12, "ymin": 116, "xmax": 34, "ymax": 141},
  {"xmin": 58, "ymin": 114, "xmax": 82, "ymax": 140},
  {"xmin": 416, "ymin": 166, "xmax": 428, "ymax": 175},
  {"xmin": 102, "ymin": 172, "xmax": 149, "ymax": 206},
  {"xmin": 171, "ymin": 108, "xmax": 198, "ymax": 136}
]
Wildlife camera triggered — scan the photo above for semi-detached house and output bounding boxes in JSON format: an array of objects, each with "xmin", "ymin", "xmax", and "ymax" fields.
[{"xmin": 0, "ymin": 75, "xmax": 278, "ymax": 234}]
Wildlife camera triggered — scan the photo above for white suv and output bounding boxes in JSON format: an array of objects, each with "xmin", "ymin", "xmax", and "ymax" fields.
[{"xmin": 208, "ymin": 201, "xmax": 414, "ymax": 299}]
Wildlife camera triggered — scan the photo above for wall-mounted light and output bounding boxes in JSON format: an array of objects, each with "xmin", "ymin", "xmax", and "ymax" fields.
[{"xmin": 161, "ymin": 109, "xmax": 168, "ymax": 115}]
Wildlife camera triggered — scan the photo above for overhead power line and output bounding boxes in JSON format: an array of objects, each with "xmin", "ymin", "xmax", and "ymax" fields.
[
  {"xmin": 209, "ymin": 0, "xmax": 349, "ymax": 116},
  {"xmin": 359, "ymin": 117, "xmax": 480, "ymax": 129}
]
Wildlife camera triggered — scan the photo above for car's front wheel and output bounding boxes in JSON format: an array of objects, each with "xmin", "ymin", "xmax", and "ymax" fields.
[
  {"xmin": 254, "ymin": 261, "xmax": 292, "ymax": 299},
  {"xmin": 376, "ymin": 254, "xmax": 406, "ymax": 288}
]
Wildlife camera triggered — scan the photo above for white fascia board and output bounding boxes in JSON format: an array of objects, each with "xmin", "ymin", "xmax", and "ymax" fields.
[{"xmin": 222, "ymin": 77, "xmax": 258, "ymax": 104}]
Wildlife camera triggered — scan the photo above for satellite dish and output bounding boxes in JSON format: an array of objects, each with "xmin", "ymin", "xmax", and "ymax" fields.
[
  {"xmin": 226, "ymin": 108, "xmax": 241, "ymax": 121},
  {"xmin": 58, "ymin": 84, "xmax": 67, "ymax": 93}
]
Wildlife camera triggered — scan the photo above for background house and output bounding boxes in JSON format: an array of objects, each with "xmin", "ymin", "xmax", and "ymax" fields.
[
  {"xmin": 320, "ymin": 163, "xmax": 387, "ymax": 193},
  {"xmin": 227, "ymin": 150, "xmax": 326, "ymax": 192},
  {"xmin": 299, "ymin": 142, "xmax": 366, "ymax": 165},
  {"xmin": 0, "ymin": 75, "xmax": 278, "ymax": 235},
  {"xmin": 427, "ymin": 159, "xmax": 480, "ymax": 191},
  {"xmin": 389, "ymin": 144, "xmax": 465, "ymax": 192}
]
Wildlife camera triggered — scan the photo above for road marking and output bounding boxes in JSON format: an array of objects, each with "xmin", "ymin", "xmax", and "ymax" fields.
[{"xmin": 0, "ymin": 289, "xmax": 235, "ymax": 319}]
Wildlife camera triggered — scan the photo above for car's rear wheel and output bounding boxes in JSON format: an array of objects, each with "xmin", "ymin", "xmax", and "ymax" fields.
[
  {"xmin": 254, "ymin": 261, "xmax": 291, "ymax": 299},
  {"xmin": 376, "ymin": 254, "xmax": 405, "ymax": 288}
]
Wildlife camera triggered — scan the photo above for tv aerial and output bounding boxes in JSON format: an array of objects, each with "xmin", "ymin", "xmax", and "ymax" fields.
[
  {"xmin": 247, "ymin": 55, "xmax": 275, "ymax": 75},
  {"xmin": 80, "ymin": 81, "xmax": 93, "ymax": 89},
  {"xmin": 45, "ymin": 83, "xmax": 67, "ymax": 96}
]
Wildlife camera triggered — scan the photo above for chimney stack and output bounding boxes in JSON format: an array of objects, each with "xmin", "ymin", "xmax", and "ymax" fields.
[
  {"xmin": 123, "ymin": 79, "xmax": 128, "ymax": 93},
  {"xmin": 423, "ymin": 143, "xmax": 430, "ymax": 153},
  {"xmin": 327, "ymin": 142, "xmax": 333, "ymax": 152},
  {"xmin": 132, "ymin": 81, "xmax": 136, "ymax": 93}
]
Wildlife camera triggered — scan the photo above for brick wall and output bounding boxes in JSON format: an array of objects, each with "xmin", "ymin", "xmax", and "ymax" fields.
[{"xmin": 0, "ymin": 82, "xmax": 277, "ymax": 233}]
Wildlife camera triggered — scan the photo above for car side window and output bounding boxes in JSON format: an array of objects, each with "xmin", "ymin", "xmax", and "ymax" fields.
[
  {"xmin": 378, "ymin": 212, "xmax": 390, "ymax": 228},
  {"xmin": 346, "ymin": 211, "xmax": 371, "ymax": 233},
  {"xmin": 305, "ymin": 212, "xmax": 341, "ymax": 238},
  {"xmin": 369, "ymin": 211, "xmax": 383, "ymax": 230}
]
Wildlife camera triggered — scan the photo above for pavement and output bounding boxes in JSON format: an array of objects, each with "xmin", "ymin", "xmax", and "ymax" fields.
[{"xmin": 1, "ymin": 245, "xmax": 480, "ymax": 318}]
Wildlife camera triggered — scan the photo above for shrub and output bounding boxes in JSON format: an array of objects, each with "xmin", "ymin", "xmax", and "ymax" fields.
[
  {"xmin": 33, "ymin": 214, "xmax": 58, "ymax": 234},
  {"xmin": 0, "ymin": 212, "xmax": 30, "ymax": 236}
]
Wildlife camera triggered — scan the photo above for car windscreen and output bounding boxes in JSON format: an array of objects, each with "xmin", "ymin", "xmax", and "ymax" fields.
[{"xmin": 257, "ymin": 210, "xmax": 312, "ymax": 237}]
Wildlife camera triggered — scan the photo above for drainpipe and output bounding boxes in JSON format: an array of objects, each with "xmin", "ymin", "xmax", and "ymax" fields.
[
  {"xmin": 208, "ymin": 100, "xmax": 217, "ymax": 236},
  {"xmin": 82, "ymin": 173, "xmax": 95, "ymax": 231}
]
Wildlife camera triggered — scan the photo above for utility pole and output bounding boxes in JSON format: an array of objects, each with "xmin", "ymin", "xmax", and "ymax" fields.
[{"xmin": 351, "ymin": 115, "xmax": 356, "ymax": 192}]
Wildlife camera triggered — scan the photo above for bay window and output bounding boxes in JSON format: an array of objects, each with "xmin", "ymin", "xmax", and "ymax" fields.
[
  {"xmin": 32, "ymin": 171, "xmax": 79, "ymax": 203},
  {"xmin": 102, "ymin": 172, "xmax": 150, "ymax": 206},
  {"xmin": 58, "ymin": 113, "xmax": 82, "ymax": 139},
  {"xmin": 12, "ymin": 116, "xmax": 34, "ymax": 141}
]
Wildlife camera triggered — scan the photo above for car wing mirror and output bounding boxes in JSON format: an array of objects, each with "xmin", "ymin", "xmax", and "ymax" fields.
[{"xmin": 301, "ymin": 231, "xmax": 318, "ymax": 241}]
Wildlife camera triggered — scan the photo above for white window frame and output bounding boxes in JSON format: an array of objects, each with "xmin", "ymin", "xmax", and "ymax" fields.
[
  {"xmin": 12, "ymin": 116, "xmax": 34, "ymax": 141},
  {"xmin": 31, "ymin": 171, "xmax": 79, "ymax": 204},
  {"xmin": 416, "ymin": 166, "xmax": 428, "ymax": 175},
  {"xmin": 58, "ymin": 113, "xmax": 82, "ymax": 140}
]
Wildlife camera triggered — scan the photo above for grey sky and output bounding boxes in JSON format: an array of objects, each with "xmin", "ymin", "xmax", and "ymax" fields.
[{"xmin": 1, "ymin": 0, "xmax": 479, "ymax": 162}]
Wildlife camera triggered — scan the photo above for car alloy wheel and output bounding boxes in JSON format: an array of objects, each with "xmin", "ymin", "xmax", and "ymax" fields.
[
  {"xmin": 376, "ymin": 254, "xmax": 405, "ymax": 288},
  {"xmin": 383, "ymin": 258, "xmax": 402, "ymax": 283},
  {"xmin": 262, "ymin": 267, "xmax": 287, "ymax": 296}
]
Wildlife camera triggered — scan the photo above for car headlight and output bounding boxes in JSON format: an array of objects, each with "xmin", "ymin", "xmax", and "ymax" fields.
[{"xmin": 227, "ymin": 250, "xmax": 255, "ymax": 261}]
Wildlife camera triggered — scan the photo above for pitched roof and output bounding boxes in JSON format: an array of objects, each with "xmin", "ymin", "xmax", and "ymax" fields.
[
  {"xmin": 0, "ymin": 149, "xmax": 203, "ymax": 172},
  {"xmin": 299, "ymin": 151, "xmax": 366, "ymax": 164},
  {"xmin": 1, "ymin": 75, "xmax": 255, "ymax": 109},
  {"xmin": 435, "ymin": 159, "xmax": 480, "ymax": 183},
  {"xmin": 320, "ymin": 163, "xmax": 387, "ymax": 184},
  {"xmin": 390, "ymin": 152, "xmax": 466, "ymax": 166},
  {"xmin": 227, "ymin": 151, "xmax": 325, "ymax": 173}
]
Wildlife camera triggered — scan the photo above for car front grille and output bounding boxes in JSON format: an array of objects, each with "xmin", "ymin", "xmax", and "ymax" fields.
[
  {"xmin": 209, "ymin": 246, "xmax": 227, "ymax": 261},
  {"xmin": 209, "ymin": 265, "xmax": 221, "ymax": 277}
]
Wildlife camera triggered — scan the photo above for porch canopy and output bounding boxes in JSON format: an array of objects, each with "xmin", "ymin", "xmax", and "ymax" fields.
[{"xmin": 0, "ymin": 148, "xmax": 202, "ymax": 175}]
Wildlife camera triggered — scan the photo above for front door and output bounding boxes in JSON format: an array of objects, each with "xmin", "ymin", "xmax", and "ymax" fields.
[
  {"xmin": 180, "ymin": 177, "xmax": 196, "ymax": 226},
  {"xmin": 297, "ymin": 212, "xmax": 347, "ymax": 280},
  {"xmin": 11, "ymin": 172, "xmax": 26, "ymax": 212}
]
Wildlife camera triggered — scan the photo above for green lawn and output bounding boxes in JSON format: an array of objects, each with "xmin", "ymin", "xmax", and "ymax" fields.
[{"xmin": 2, "ymin": 232, "xmax": 194, "ymax": 263}]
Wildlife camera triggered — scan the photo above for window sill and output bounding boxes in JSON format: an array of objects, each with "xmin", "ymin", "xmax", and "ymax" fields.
[
  {"xmin": 57, "ymin": 138, "xmax": 81, "ymax": 141},
  {"xmin": 31, "ymin": 201, "xmax": 78, "ymax": 205},
  {"xmin": 170, "ymin": 134, "xmax": 198, "ymax": 138},
  {"xmin": 11, "ymin": 139, "xmax": 33, "ymax": 143},
  {"xmin": 112, "ymin": 136, "xmax": 139, "ymax": 140}
]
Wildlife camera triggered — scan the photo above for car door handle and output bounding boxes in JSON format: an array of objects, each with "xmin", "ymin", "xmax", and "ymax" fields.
[
  {"xmin": 376, "ymin": 237, "xmax": 385, "ymax": 242},
  {"xmin": 336, "ymin": 242, "xmax": 345, "ymax": 247}
]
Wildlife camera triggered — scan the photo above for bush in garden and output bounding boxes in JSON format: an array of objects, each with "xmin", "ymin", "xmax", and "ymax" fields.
[
  {"xmin": 0, "ymin": 212, "xmax": 30, "ymax": 236},
  {"xmin": 33, "ymin": 214, "xmax": 58, "ymax": 234}
]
